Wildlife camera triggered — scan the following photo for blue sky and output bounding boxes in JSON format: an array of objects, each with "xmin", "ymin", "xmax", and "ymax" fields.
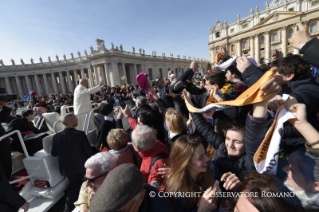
[{"xmin": 0, "ymin": 0, "xmax": 265, "ymax": 65}]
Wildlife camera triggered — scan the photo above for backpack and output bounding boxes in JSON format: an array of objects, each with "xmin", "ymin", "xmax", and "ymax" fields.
[{"xmin": 148, "ymin": 152, "xmax": 169, "ymax": 174}]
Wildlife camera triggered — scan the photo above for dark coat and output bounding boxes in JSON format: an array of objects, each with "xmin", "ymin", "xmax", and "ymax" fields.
[
  {"xmin": 138, "ymin": 184, "xmax": 175, "ymax": 212},
  {"xmin": 6, "ymin": 114, "xmax": 22, "ymax": 124},
  {"xmin": 0, "ymin": 165, "xmax": 26, "ymax": 212},
  {"xmin": 93, "ymin": 113, "xmax": 104, "ymax": 129},
  {"xmin": 242, "ymin": 65, "xmax": 319, "ymax": 152},
  {"xmin": 35, "ymin": 114, "xmax": 49, "ymax": 133},
  {"xmin": 51, "ymin": 127, "xmax": 94, "ymax": 176},
  {"xmin": 300, "ymin": 38, "xmax": 319, "ymax": 68},
  {"xmin": 133, "ymin": 104, "xmax": 166, "ymax": 143},
  {"xmin": 192, "ymin": 111, "xmax": 272, "ymax": 176},
  {"xmin": 96, "ymin": 118, "xmax": 123, "ymax": 150},
  {"xmin": 0, "ymin": 106, "xmax": 13, "ymax": 180},
  {"xmin": 7, "ymin": 118, "xmax": 44, "ymax": 156}
]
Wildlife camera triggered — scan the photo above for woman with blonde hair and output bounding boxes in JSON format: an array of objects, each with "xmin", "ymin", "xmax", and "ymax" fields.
[
  {"xmin": 165, "ymin": 135, "xmax": 239, "ymax": 212},
  {"xmin": 165, "ymin": 108, "xmax": 187, "ymax": 147}
]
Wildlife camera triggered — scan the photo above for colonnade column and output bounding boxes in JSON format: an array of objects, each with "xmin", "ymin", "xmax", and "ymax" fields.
[
  {"xmin": 265, "ymin": 31, "xmax": 270, "ymax": 63},
  {"xmin": 111, "ymin": 62, "xmax": 121, "ymax": 86},
  {"xmin": 104, "ymin": 63, "xmax": 110, "ymax": 86},
  {"xmin": 4, "ymin": 77, "xmax": 13, "ymax": 94},
  {"xmin": 58, "ymin": 72, "xmax": 67, "ymax": 93},
  {"xmin": 254, "ymin": 34, "xmax": 260, "ymax": 63},
  {"xmin": 80, "ymin": 69, "xmax": 85, "ymax": 79},
  {"xmin": 66, "ymin": 71, "xmax": 74, "ymax": 92},
  {"xmin": 250, "ymin": 36, "xmax": 254, "ymax": 58},
  {"xmin": 50, "ymin": 73, "xmax": 59, "ymax": 94},
  {"xmin": 42, "ymin": 74, "xmax": 50, "ymax": 95},
  {"xmin": 25, "ymin": 76, "xmax": 32, "ymax": 93},
  {"xmin": 133, "ymin": 64, "xmax": 138, "ymax": 78},
  {"xmin": 121, "ymin": 63, "xmax": 127, "ymax": 84},
  {"xmin": 281, "ymin": 26, "xmax": 287, "ymax": 57},
  {"xmin": 87, "ymin": 67, "xmax": 94, "ymax": 87},
  {"xmin": 237, "ymin": 40, "xmax": 241, "ymax": 56},
  {"xmin": 34, "ymin": 75, "xmax": 42, "ymax": 95},
  {"xmin": 14, "ymin": 77, "xmax": 24, "ymax": 98},
  {"xmin": 73, "ymin": 70, "xmax": 79, "ymax": 87},
  {"xmin": 92, "ymin": 65, "xmax": 99, "ymax": 85}
]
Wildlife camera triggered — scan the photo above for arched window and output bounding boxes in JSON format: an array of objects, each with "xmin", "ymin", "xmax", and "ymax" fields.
[
  {"xmin": 288, "ymin": 30, "xmax": 293, "ymax": 38},
  {"xmin": 273, "ymin": 32, "xmax": 279, "ymax": 41},
  {"xmin": 243, "ymin": 40, "xmax": 248, "ymax": 48},
  {"xmin": 260, "ymin": 36, "xmax": 265, "ymax": 44},
  {"xmin": 311, "ymin": 22, "xmax": 318, "ymax": 33}
]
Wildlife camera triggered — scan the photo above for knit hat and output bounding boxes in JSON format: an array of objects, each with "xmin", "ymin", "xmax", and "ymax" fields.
[
  {"xmin": 98, "ymin": 103, "xmax": 113, "ymax": 116},
  {"xmin": 90, "ymin": 164, "xmax": 144, "ymax": 212}
]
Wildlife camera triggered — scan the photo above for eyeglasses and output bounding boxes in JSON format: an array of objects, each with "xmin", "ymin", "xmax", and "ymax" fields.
[{"xmin": 84, "ymin": 172, "xmax": 108, "ymax": 184}]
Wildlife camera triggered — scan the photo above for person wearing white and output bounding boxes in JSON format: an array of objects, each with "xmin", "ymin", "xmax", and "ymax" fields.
[{"xmin": 74, "ymin": 78, "xmax": 104, "ymax": 131}]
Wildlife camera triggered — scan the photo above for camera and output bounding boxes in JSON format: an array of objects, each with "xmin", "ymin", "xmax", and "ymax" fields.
[{"xmin": 0, "ymin": 88, "xmax": 18, "ymax": 102}]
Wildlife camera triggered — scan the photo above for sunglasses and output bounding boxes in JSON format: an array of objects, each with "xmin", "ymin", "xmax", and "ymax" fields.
[{"xmin": 84, "ymin": 172, "xmax": 108, "ymax": 184}]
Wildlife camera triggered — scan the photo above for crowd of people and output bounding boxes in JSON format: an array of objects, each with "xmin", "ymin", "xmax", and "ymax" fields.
[{"xmin": 0, "ymin": 22, "xmax": 319, "ymax": 212}]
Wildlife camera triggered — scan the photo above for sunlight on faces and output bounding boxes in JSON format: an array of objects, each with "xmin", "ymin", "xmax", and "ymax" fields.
[
  {"xmin": 225, "ymin": 130, "xmax": 245, "ymax": 156},
  {"xmin": 188, "ymin": 144, "xmax": 209, "ymax": 180},
  {"xmin": 204, "ymin": 80, "xmax": 213, "ymax": 93},
  {"xmin": 85, "ymin": 167, "xmax": 106, "ymax": 193},
  {"xmin": 234, "ymin": 195, "xmax": 259, "ymax": 212},
  {"xmin": 225, "ymin": 70, "xmax": 235, "ymax": 82},
  {"xmin": 283, "ymin": 152, "xmax": 315, "ymax": 191}
]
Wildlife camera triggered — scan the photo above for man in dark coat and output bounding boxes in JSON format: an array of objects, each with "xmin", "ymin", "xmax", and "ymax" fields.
[
  {"xmin": 6, "ymin": 108, "xmax": 22, "ymax": 124},
  {"xmin": 0, "ymin": 165, "xmax": 29, "ymax": 212},
  {"xmin": 0, "ymin": 101, "xmax": 13, "ymax": 180},
  {"xmin": 96, "ymin": 103, "xmax": 123, "ymax": 151},
  {"xmin": 35, "ymin": 107, "xmax": 49, "ymax": 133},
  {"xmin": 51, "ymin": 113, "xmax": 94, "ymax": 212}
]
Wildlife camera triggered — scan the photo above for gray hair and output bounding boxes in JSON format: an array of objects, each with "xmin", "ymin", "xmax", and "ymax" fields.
[
  {"xmin": 136, "ymin": 96, "xmax": 147, "ymax": 106},
  {"xmin": 84, "ymin": 152, "xmax": 116, "ymax": 175},
  {"xmin": 79, "ymin": 78, "xmax": 88, "ymax": 83},
  {"xmin": 131, "ymin": 124, "xmax": 156, "ymax": 152}
]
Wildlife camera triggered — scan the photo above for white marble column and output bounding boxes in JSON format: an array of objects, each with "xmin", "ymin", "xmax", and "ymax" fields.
[
  {"xmin": 25, "ymin": 76, "xmax": 32, "ymax": 93},
  {"xmin": 14, "ymin": 77, "xmax": 24, "ymax": 98},
  {"xmin": 265, "ymin": 31, "xmax": 270, "ymax": 63},
  {"xmin": 73, "ymin": 70, "xmax": 78, "ymax": 87},
  {"xmin": 281, "ymin": 26, "xmax": 287, "ymax": 57},
  {"xmin": 51, "ymin": 73, "xmax": 59, "ymax": 94},
  {"xmin": 237, "ymin": 40, "xmax": 241, "ymax": 56},
  {"xmin": 66, "ymin": 71, "xmax": 73, "ymax": 92},
  {"xmin": 80, "ymin": 69, "xmax": 85, "ymax": 79},
  {"xmin": 58, "ymin": 72, "xmax": 67, "ymax": 93},
  {"xmin": 112, "ymin": 62, "xmax": 121, "ymax": 86},
  {"xmin": 87, "ymin": 67, "xmax": 94, "ymax": 88},
  {"xmin": 121, "ymin": 63, "xmax": 127, "ymax": 84},
  {"xmin": 34, "ymin": 75, "xmax": 42, "ymax": 95},
  {"xmin": 4, "ymin": 77, "xmax": 13, "ymax": 94},
  {"xmin": 133, "ymin": 64, "xmax": 138, "ymax": 78},
  {"xmin": 42, "ymin": 74, "xmax": 50, "ymax": 95},
  {"xmin": 254, "ymin": 34, "xmax": 260, "ymax": 63},
  {"xmin": 250, "ymin": 36, "xmax": 254, "ymax": 58},
  {"xmin": 104, "ymin": 63, "xmax": 111, "ymax": 86},
  {"xmin": 92, "ymin": 65, "xmax": 99, "ymax": 85},
  {"xmin": 97, "ymin": 65, "xmax": 106, "ymax": 84}
]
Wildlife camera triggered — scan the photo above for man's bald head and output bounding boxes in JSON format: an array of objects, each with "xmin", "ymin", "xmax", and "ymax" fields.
[
  {"xmin": 38, "ymin": 107, "xmax": 47, "ymax": 115},
  {"xmin": 62, "ymin": 114, "xmax": 78, "ymax": 127}
]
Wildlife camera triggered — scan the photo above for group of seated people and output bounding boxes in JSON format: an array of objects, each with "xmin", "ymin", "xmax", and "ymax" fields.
[{"xmin": 1, "ymin": 22, "xmax": 319, "ymax": 212}]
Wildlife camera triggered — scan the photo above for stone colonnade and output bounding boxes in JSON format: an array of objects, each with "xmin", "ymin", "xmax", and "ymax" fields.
[{"xmin": 1, "ymin": 61, "xmax": 192, "ymax": 98}]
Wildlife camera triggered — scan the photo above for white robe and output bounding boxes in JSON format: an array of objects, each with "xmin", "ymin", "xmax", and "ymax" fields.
[{"xmin": 73, "ymin": 84, "xmax": 101, "ymax": 131}]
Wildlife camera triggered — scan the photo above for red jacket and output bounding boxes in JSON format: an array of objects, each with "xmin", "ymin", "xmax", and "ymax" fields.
[
  {"xmin": 128, "ymin": 117, "xmax": 138, "ymax": 130},
  {"xmin": 139, "ymin": 140, "xmax": 169, "ymax": 191}
]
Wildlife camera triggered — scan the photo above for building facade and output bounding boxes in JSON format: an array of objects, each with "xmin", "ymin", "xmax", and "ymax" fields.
[
  {"xmin": 208, "ymin": 0, "xmax": 319, "ymax": 64},
  {"xmin": 0, "ymin": 39, "xmax": 209, "ymax": 98}
]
